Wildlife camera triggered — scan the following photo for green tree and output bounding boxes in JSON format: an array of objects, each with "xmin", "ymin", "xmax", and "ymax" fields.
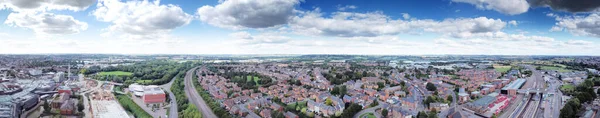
[
  {"xmin": 426, "ymin": 83, "xmax": 437, "ymax": 91},
  {"xmin": 447, "ymin": 95, "xmax": 453, "ymax": 103},
  {"xmin": 381, "ymin": 109, "xmax": 388, "ymax": 118},
  {"xmin": 417, "ymin": 111, "xmax": 428, "ymax": 118},
  {"xmin": 326, "ymin": 98, "xmax": 333, "ymax": 106}
]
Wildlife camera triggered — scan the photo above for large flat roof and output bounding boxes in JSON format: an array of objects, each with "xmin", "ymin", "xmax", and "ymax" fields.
[{"xmin": 502, "ymin": 79, "xmax": 526, "ymax": 90}]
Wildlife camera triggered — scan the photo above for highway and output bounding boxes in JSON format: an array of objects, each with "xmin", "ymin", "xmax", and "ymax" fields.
[{"xmin": 184, "ymin": 67, "xmax": 218, "ymax": 118}]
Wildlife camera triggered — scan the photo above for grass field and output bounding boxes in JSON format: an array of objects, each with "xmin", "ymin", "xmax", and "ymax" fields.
[
  {"xmin": 540, "ymin": 66, "xmax": 573, "ymax": 72},
  {"xmin": 98, "ymin": 71, "xmax": 133, "ymax": 76},
  {"xmin": 246, "ymin": 76, "xmax": 261, "ymax": 85},
  {"xmin": 360, "ymin": 113, "xmax": 376, "ymax": 118},
  {"xmin": 560, "ymin": 84, "xmax": 575, "ymax": 93},
  {"xmin": 493, "ymin": 66, "xmax": 512, "ymax": 73}
]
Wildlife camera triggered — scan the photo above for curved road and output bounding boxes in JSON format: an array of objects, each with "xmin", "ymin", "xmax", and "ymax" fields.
[
  {"xmin": 353, "ymin": 103, "xmax": 383, "ymax": 118},
  {"xmin": 159, "ymin": 77, "xmax": 178, "ymax": 118},
  {"xmin": 184, "ymin": 67, "xmax": 217, "ymax": 118}
]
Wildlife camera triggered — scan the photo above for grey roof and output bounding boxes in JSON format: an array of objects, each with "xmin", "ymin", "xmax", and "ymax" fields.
[
  {"xmin": 502, "ymin": 79, "xmax": 526, "ymax": 90},
  {"xmin": 471, "ymin": 96, "xmax": 496, "ymax": 107}
]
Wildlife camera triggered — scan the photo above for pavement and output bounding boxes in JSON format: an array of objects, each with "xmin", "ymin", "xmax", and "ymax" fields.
[
  {"xmin": 184, "ymin": 67, "xmax": 218, "ymax": 118},
  {"xmin": 159, "ymin": 77, "xmax": 178, "ymax": 118}
]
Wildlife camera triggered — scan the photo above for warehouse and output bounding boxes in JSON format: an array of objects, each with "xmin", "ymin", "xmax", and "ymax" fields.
[
  {"xmin": 501, "ymin": 79, "xmax": 526, "ymax": 96},
  {"xmin": 142, "ymin": 85, "xmax": 165, "ymax": 104}
]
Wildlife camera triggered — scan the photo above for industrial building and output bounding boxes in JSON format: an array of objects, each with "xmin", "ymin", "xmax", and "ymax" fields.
[
  {"xmin": 128, "ymin": 84, "xmax": 166, "ymax": 104},
  {"xmin": 501, "ymin": 79, "xmax": 526, "ymax": 96},
  {"xmin": 142, "ymin": 85, "xmax": 166, "ymax": 103}
]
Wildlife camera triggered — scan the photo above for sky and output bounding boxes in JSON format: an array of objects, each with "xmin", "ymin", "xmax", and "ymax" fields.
[{"xmin": 0, "ymin": 0, "xmax": 600, "ymax": 55}]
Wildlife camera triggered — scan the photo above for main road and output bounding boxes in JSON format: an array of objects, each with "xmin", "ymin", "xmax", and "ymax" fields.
[
  {"xmin": 184, "ymin": 67, "xmax": 217, "ymax": 118},
  {"xmin": 159, "ymin": 76, "xmax": 178, "ymax": 118}
]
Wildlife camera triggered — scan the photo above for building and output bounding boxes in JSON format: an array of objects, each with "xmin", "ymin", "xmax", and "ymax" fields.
[
  {"xmin": 0, "ymin": 103, "xmax": 18, "ymax": 118},
  {"xmin": 501, "ymin": 79, "xmax": 526, "ymax": 96},
  {"xmin": 60, "ymin": 99, "xmax": 75, "ymax": 115},
  {"xmin": 52, "ymin": 93, "xmax": 71, "ymax": 108},
  {"xmin": 57, "ymin": 86, "xmax": 72, "ymax": 95},
  {"xmin": 458, "ymin": 88, "xmax": 469, "ymax": 104},
  {"xmin": 429, "ymin": 102, "xmax": 449, "ymax": 111},
  {"xmin": 142, "ymin": 85, "xmax": 166, "ymax": 104},
  {"xmin": 284, "ymin": 111, "xmax": 298, "ymax": 118},
  {"xmin": 128, "ymin": 84, "xmax": 144, "ymax": 96}
]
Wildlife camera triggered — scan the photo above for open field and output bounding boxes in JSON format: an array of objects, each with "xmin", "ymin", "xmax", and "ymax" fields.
[
  {"xmin": 493, "ymin": 65, "xmax": 512, "ymax": 73},
  {"xmin": 540, "ymin": 66, "xmax": 573, "ymax": 72},
  {"xmin": 98, "ymin": 71, "xmax": 133, "ymax": 76}
]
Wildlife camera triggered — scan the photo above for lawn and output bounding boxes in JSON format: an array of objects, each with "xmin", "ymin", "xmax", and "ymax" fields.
[
  {"xmin": 359, "ymin": 113, "xmax": 376, "ymax": 118},
  {"xmin": 493, "ymin": 66, "xmax": 512, "ymax": 73},
  {"xmin": 98, "ymin": 71, "xmax": 133, "ymax": 76},
  {"xmin": 540, "ymin": 66, "xmax": 573, "ymax": 73},
  {"xmin": 287, "ymin": 101, "xmax": 307, "ymax": 111},
  {"xmin": 246, "ymin": 76, "xmax": 261, "ymax": 85},
  {"xmin": 560, "ymin": 84, "xmax": 575, "ymax": 93}
]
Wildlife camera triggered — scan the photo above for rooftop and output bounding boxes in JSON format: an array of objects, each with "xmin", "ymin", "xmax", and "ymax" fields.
[{"xmin": 502, "ymin": 79, "xmax": 526, "ymax": 90}]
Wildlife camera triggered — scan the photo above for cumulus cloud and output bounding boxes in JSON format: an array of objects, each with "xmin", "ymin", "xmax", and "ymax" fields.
[
  {"xmin": 197, "ymin": 0, "xmax": 300, "ymax": 29},
  {"xmin": 337, "ymin": 5, "xmax": 357, "ymax": 11},
  {"xmin": 550, "ymin": 14, "xmax": 600, "ymax": 38},
  {"xmin": 290, "ymin": 11, "xmax": 508, "ymax": 38},
  {"xmin": 0, "ymin": 0, "xmax": 95, "ymax": 12},
  {"xmin": 230, "ymin": 32, "xmax": 290, "ymax": 45},
  {"xmin": 509, "ymin": 20, "xmax": 518, "ymax": 26},
  {"xmin": 529, "ymin": 0, "xmax": 600, "ymax": 13},
  {"xmin": 93, "ymin": 0, "xmax": 192, "ymax": 39},
  {"xmin": 452, "ymin": 0, "xmax": 529, "ymax": 15},
  {"xmin": 4, "ymin": 12, "xmax": 88, "ymax": 35}
]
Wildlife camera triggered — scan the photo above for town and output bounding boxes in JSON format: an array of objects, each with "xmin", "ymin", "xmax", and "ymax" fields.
[{"xmin": 0, "ymin": 55, "xmax": 599, "ymax": 118}]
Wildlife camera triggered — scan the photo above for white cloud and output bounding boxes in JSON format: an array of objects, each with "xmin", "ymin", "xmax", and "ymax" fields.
[
  {"xmin": 401, "ymin": 13, "xmax": 410, "ymax": 20},
  {"xmin": 550, "ymin": 13, "xmax": 600, "ymax": 38},
  {"xmin": 4, "ymin": 12, "xmax": 88, "ymax": 35},
  {"xmin": 197, "ymin": 0, "xmax": 300, "ymax": 29},
  {"xmin": 337, "ymin": 5, "xmax": 357, "ymax": 11},
  {"xmin": 290, "ymin": 11, "xmax": 508, "ymax": 38},
  {"xmin": 0, "ymin": 0, "xmax": 95, "ymax": 12},
  {"xmin": 452, "ymin": 0, "xmax": 529, "ymax": 15},
  {"xmin": 565, "ymin": 40, "xmax": 593, "ymax": 45},
  {"xmin": 93, "ymin": 0, "xmax": 192, "ymax": 40},
  {"xmin": 509, "ymin": 20, "xmax": 518, "ymax": 26},
  {"xmin": 230, "ymin": 32, "xmax": 290, "ymax": 45}
]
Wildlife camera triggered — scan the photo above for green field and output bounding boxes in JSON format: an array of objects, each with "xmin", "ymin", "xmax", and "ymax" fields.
[
  {"xmin": 540, "ymin": 66, "xmax": 573, "ymax": 72},
  {"xmin": 246, "ymin": 76, "xmax": 261, "ymax": 85},
  {"xmin": 359, "ymin": 113, "xmax": 376, "ymax": 118},
  {"xmin": 560, "ymin": 84, "xmax": 575, "ymax": 93},
  {"xmin": 98, "ymin": 71, "xmax": 133, "ymax": 76},
  {"xmin": 493, "ymin": 66, "xmax": 512, "ymax": 73}
]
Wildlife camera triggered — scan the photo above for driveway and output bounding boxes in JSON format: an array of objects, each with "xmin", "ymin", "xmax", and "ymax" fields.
[{"xmin": 184, "ymin": 67, "xmax": 218, "ymax": 118}]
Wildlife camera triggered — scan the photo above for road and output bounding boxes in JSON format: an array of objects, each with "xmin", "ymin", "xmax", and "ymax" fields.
[
  {"xmin": 353, "ymin": 103, "xmax": 383, "ymax": 118},
  {"xmin": 184, "ymin": 67, "xmax": 217, "ymax": 118},
  {"xmin": 159, "ymin": 77, "xmax": 178, "ymax": 118}
]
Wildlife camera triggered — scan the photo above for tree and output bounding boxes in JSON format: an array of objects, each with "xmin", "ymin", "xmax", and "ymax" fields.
[
  {"xmin": 326, "ymin": 98, "xmax": 333, "ymax": 106},
  {"xmin": 381, "ymin": 109, "xmax": 388, "ymax": 118},
  {"xmin": 417, "ymin": 111, "xmax": 428, "ymax": 118},
  {"xmin": 43, "ymin": 101, "xmax": 51, "ymax": 113},
  {"xmin": 370, "ymin": 99, "xmax": 379, "ymax": 107},
  {"xmin": 426, "ymin": 83, "xmax": 437, "ymax": 91},
  {"xmin": 341, "ymin": 103, "xmax": 363, "ymax": 118},
  {"xmin": 447, "ymin": 95, "xmax": 453, "ymax": 103}
]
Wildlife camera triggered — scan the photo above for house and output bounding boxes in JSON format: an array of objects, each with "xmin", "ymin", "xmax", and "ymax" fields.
[
  {"xmin": 458, "ymin": 88, "xmax": 469, "ymax": 104},
  {"xmin": 284, "ymin": 111, "xmax": 299, "ymax": 118},
  {"xmin": 260, "ymin": 109, "xmax": 272, "ymax": 118},
  {"xmin": 401, "ymin": 97, "xmax": 416, "ymax": 108},
  {"xmin": 59, "ymin": 99, "xmax": 75, "ymax": 115},
  {"xmin": 429, "ymin": 102, "xmax": 449, "ymax": 111}
]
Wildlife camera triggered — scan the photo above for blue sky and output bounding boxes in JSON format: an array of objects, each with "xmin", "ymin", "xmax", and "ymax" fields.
[{"xmin": 0, "ymin": 0, "xmax": 599, "ymax": 55}]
